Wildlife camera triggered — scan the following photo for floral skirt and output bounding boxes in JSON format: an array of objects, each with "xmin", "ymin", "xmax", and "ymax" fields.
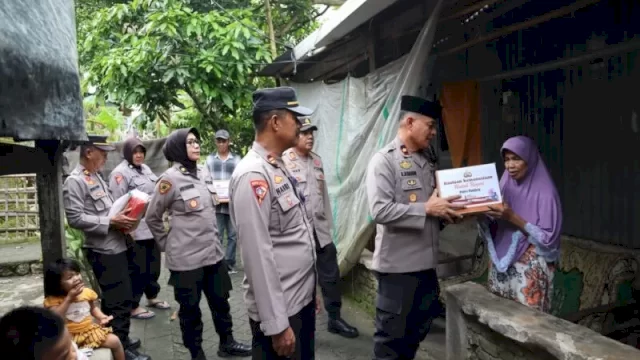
[
  {"xmin": 71, "ymin": 323, "xmax": 112, "ymax": 349},
  {"xmin": 487, "ymin": 245, "xmax": 555, "ymax": 313}
]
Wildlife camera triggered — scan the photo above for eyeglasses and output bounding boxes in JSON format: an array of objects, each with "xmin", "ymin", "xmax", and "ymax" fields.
[{"xmin": 186, "ymin": 139, "xmax": 200, "ymax": 146}]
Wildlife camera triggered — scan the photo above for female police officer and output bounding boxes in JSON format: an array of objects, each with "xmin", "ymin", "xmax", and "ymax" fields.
[
  {"xmin": 109, "ymin": 136, "xmax": 170, "ymax": 320},
  {"xmin": 145, "ymin": 128, "xmax": 250, "ymax": 360}
]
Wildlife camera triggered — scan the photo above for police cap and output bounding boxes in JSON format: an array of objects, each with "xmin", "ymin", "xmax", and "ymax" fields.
[
  {"xmin": 252, "ymin": 87, "xmax": 313, "ymax": 117},
  {"xmin": 298, "ymin": 117, "xmax": 318, "ymax": 132},
  {"xmin": 85, "ymin": 134, "xmax": 115, "ymax": 151}
]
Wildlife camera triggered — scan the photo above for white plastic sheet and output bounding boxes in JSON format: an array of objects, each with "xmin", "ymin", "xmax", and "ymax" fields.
[{"xmin": 289, "ymin": 0, "xmax": 444, "ymax": 275}]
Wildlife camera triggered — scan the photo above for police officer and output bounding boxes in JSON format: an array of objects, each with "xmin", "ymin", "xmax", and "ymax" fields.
[
  {"xmin": 108, "ymin": 136, "xmax": 170, "ymax": 321},
  {"xmin": 365, "ymin": 96, "xmax": 463, "ymax": 360},
  {"xmin": 229, "ymin": 87, "xmax": 317, "ymax": 359},
  {"xmin": 144, "ymin": 128, "xmax": 251, "ymax": 360},
  {"xmin": 282, "ymin": 117, "xmax": 359, "ymax": 339},
  {"xmin": 63, "ymin": 134, "xmax": 151, "ymax": 360}
]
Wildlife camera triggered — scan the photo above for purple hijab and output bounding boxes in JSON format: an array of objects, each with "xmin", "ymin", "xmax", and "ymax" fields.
[{"xmin": 493, "ymin": 136, "xmax": 563, "ymax": 263}]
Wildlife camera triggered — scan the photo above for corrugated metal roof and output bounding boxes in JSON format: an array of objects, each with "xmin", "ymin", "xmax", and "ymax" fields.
[{"xmin": 258, "ymin": 0, "xmax": 401, "ymax": 77}]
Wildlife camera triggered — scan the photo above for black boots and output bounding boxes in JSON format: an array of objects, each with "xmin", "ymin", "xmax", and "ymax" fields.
[{"xmin": 328, "ymin": 317, "xmax": 359, "ymax": 338}]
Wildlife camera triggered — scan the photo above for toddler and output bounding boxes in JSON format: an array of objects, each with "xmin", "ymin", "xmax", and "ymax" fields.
[{"xmin": 44, "ymin": 259, "xmax": 125, "ymax": 360}]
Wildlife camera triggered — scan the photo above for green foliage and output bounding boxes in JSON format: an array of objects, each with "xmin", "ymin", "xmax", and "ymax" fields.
[
  {"xmin": 79, "ymin": 0, "xmax": 273, "ymax": 153},
  {"xmin": 78, "ymin": 0, "xmax": 321, "ymax": 153},
  {"xmin": 65, "ymin": 222, "xmax": 102, "ymax": 297},
  {"xmin": 83, "ymin": 96, "xmax": 126, "ymax": 141}
]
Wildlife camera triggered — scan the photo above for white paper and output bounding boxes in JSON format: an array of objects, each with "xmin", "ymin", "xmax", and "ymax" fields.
[
  {"xmin": 436, "ymin": 163, "xmax": 502, "ymax": 208},
  {"xmin": 213, "ymin": 180, "xmax": 230, "ymax": 200}
]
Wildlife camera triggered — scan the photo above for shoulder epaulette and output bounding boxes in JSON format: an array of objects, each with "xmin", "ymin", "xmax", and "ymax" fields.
[{"xmin": 381, "ymin": 144, "xmax": 395, "ymax": 153}]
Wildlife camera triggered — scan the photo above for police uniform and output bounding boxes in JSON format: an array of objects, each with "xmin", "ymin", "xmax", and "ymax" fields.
[
  {"xmin": 229, "ymin": 87, "xmax": 317, "ymax": 359},
  {"xmin": 144, "ymin": 128, "xmax": 250, "ymax": 360},
  {"xmin": 365, "ymin": 97, "xmax": 444, "ymax": 360},
  {"xmin": 62, "ymin": 135, "xmax": 149, "ymax": 360},
  {"xmin": 282, "ymin": 118, "xmax": 359, "ymax": 339},
  {"xmin": 108, "ymin": 137, "xmax": 164, "ymax": 313}
]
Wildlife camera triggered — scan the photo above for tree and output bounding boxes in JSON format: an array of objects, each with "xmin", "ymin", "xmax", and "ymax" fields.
[
  {"xmin": 78, "ymin": 0, "xmax": 321, "ymax": 154},
  {"xmin": 80, "ymin": 0, "xmax": 273, "ymax": 153}
]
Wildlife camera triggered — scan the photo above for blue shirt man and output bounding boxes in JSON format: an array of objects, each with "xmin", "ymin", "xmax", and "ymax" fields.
[{"xmin": 206, "ymin": 129, "xmax": 240, "ymax": 273}]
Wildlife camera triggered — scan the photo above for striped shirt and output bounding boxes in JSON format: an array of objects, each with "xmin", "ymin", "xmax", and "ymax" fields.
[{"xmin": 206, "ymin": 152, "xmax": 239, "ymax": 214}]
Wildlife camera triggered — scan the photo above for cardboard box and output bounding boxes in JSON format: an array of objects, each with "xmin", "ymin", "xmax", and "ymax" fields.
[{"xmin": 435, "ymin": 163, "xmax": 503, "ymax": 215}]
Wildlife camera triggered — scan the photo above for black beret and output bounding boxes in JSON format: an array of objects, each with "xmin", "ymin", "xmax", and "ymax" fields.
[{"xmin": 401, "ymin": 95, "xmax": 442, "ymax": 119}]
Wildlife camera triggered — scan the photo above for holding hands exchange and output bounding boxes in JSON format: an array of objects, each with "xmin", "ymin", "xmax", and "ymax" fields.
[
  {"xmin": 486, "ymin": 202, "xmax": 514, "ymax": 221},
  {"xmin": 424, "ymin": 190, "xmax": 464, "ymax": 224}
]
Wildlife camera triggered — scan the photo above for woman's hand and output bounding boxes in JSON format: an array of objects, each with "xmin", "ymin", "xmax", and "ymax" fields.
[{"xmin": 486, "ymin": 202, "xmax": 514, "ymax": 222}]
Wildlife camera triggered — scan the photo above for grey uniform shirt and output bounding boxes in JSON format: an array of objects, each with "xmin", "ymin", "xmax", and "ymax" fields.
[
  {"xmin": 282, "ymin": 149, "xmax": 333, "ymax": 248},
  {"xmin": 229, "ymin": 142, "xmax": 316, "ymax": 336},
  {"xmin": 144, "ymin": 164, "xmax": 224, "ymax": 271},
  {"xmin": 365, "ymin": 137, "xmax": 440, "ymax": 273},
  {"xmin": 108, "ymin": 160, "xmax": 158, "ymax": 241},
  {"xmin": 63, "ymin": 164, "xmax": 128, "ymax": 254}
]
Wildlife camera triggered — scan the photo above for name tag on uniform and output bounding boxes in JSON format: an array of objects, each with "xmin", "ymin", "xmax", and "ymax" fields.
[{"xmin": 275, "ymin": 183, "xmax": 291, "ymax": 196}]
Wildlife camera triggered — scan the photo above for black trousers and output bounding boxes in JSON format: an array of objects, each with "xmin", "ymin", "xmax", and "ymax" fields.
[
  {"xmin": 169, "ymin": 261, "xmax": 234, "ymax": 357},
  {"xmin": 373, "ymin": 269, "xmax": 441, "ymax": 360},
  {"xmin": 127, "ymin": 239, "xmax": 162, "ymax": 308},
  {"xmin": 314, "ymin": 234, "xmax": 342, "ymax": 319},
  {"xmin": 85, "ymin": 249, "xmax": 133, "ymax": 343},
  {"xmin": 249, "ymin": 300, "xmax": 316, "ymax": 360}
]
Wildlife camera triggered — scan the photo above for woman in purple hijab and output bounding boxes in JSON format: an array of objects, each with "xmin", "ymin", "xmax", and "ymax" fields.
[{"xmin": 478, "ymin": 136, "xmax": 563, "ymax": 313}]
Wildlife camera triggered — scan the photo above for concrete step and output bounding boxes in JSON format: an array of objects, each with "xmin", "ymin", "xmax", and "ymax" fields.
[
  {"xmin": 85, "ymin": 349, "xmax": 113, "ymax": 360},
  {"xmin": 0, "ymin": 242, "xmax": 42, "ymax": 277}
]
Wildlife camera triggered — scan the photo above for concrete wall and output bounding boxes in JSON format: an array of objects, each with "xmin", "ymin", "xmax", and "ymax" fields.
[
  {"xmin": 342, "ymin": 262, "xmax": 377, "ymax": 317},
  {"xmin": 465, "ymin": 315, "xmax": 551, "ymax": 360},
  {"xmin": 446, "ymin": 282, "xmax": 640, "ymax": 360}
]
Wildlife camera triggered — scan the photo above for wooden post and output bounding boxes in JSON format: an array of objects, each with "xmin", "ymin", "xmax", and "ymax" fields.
[{"xmin": 35, "ymin": 140, "xmax": 66, "ymax": 269}]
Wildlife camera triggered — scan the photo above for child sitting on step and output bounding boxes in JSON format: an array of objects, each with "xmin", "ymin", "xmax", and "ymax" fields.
[{"xmin": 44, "ymin": 259, "xmax": 125, "ymax": 360}]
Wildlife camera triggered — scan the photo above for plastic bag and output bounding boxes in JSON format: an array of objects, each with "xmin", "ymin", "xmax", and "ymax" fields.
[{"xmin": 108, "ymin": 189, "xmax": 150, "ymax": 233}]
